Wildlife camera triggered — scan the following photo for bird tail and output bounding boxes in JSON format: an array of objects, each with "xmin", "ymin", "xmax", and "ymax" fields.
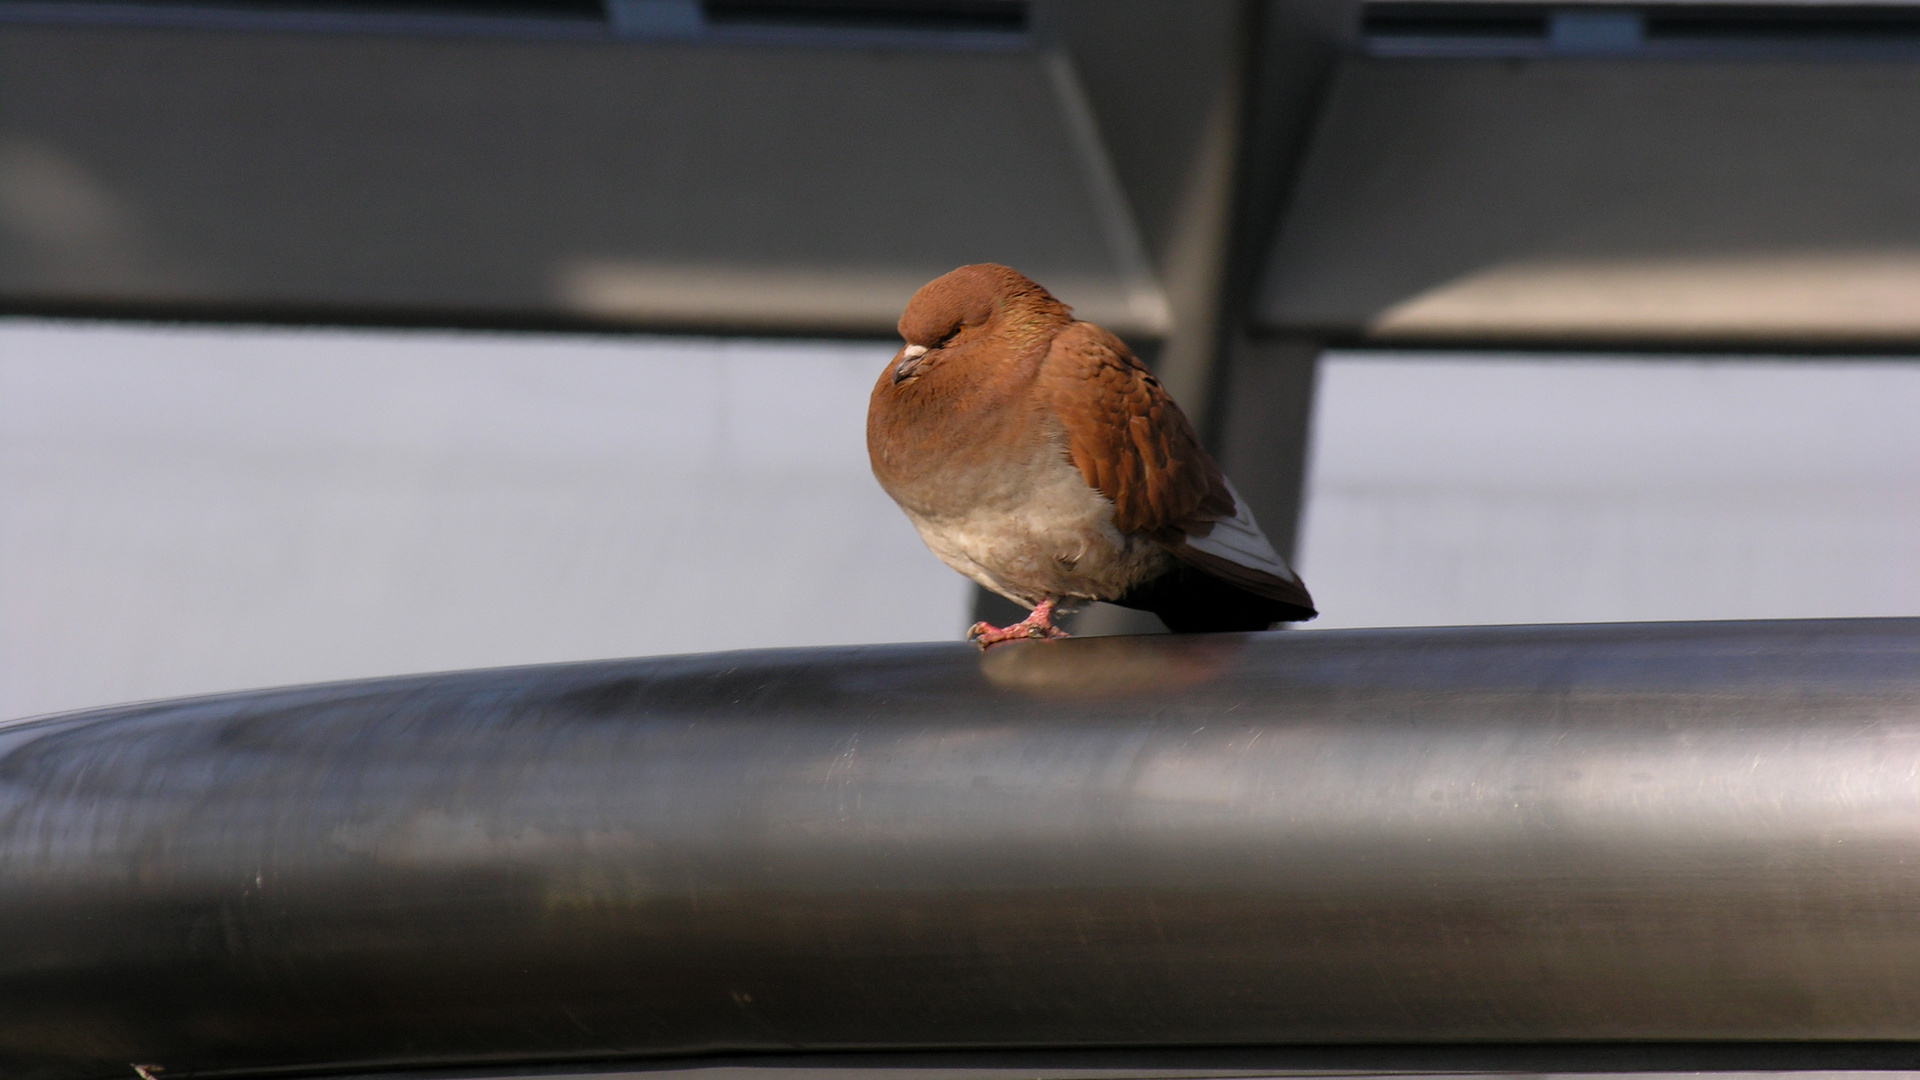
[{"xmin": 1111, "ymin": 559, "xmax": 1315, "ymax": 633}]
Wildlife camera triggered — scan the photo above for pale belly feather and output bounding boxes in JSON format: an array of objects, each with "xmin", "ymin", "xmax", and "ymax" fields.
[{"xmin": 897, "ymin": 446, "xmax": 1170, "ymax": 610}]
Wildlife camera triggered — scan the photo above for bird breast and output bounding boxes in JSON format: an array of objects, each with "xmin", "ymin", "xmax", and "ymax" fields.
[{"xmin": 885, "ymin": 422, "xmax": 1172, "ymax": 608}]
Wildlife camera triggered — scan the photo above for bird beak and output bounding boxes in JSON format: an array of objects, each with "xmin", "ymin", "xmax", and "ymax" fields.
[{"xmin": 892, "ymin": 344, "xmax": 930, "ymax": 384}]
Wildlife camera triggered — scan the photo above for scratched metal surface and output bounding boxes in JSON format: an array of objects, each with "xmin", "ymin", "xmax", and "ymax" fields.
[{"xmin": 3, "ymin": 619, "xmax": 1920, "ymax": 1077}]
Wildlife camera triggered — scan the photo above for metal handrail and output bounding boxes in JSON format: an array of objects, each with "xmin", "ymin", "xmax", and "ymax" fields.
[{"xmin": 4, "ymin": 619, "xmax": 1920, "ymax": 1077}]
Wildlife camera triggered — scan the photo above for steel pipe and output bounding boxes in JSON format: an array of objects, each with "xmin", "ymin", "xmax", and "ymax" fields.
[{"xmin": 4, "ymin": 619, "xmax": 1920, "ymax": 1077}]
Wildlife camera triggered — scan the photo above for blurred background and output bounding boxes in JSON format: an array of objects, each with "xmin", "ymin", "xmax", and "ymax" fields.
[{"xmin": 3, "ymin": 0, "xmax": 1917, "ymax": 720}]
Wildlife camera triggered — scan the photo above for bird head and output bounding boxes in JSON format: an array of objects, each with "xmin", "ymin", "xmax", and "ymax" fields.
[{"xmin": 889, "ymin": 264, "xmax": 1072, "ymax": 385}]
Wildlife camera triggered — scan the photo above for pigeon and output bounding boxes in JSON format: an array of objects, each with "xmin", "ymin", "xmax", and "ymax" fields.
[{"xmin": 867, "ymin": 264, "xmax": 1316, "ymax": 648}]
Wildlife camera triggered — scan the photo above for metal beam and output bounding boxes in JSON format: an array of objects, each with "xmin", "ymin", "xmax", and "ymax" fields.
[
  {"xmin": 4, "ymin": 619, "xmax": 1920, "ymax": 1076},
  {"xmin": 1257, "ymin": 58, "xmax": 1920, "ymax": 349},
  {"xmin": 0, "ymin": 21, "xmax": 1166, "ymax": 338}
]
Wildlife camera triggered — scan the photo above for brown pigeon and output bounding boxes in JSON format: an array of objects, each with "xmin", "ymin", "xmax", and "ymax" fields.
[{"xmin": 867, "ymin": 264, "xmax": 1316, "ymax": 648}]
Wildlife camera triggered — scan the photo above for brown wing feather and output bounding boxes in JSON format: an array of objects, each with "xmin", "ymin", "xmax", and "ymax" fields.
[
  {"xmin": 1041, "ymin": 323, "xmax": 1315, "ymax": 615},
  {"xmin": 1041, "ymin": 322, "xmax": 1231, "ymax": 537}
]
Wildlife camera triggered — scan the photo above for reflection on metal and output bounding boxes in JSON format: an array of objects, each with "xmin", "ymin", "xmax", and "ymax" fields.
[
  {"xmin": 555, "ymin": 260, "xmax": 1168, "ymax": 338},
  {"xmin": 1369, "ymin": 251, "xmax": 1920, "ymax": 341},
  {"xmin": 5, "ymin": 620, "xmax": 1920, "ymax": 1075}
]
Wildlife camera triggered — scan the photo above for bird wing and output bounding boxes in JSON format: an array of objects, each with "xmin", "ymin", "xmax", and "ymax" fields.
[{"xmin": 1042, "ymin": 322, "xmax": 1315, "ymax": 613}]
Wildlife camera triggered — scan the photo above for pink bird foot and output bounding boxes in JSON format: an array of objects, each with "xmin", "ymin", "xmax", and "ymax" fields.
[{"xmin": 966, "ymin": 598, "xmax": 1071, "ymax": 650}]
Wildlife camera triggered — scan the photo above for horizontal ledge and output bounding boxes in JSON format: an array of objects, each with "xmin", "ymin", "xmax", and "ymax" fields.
[
  {"xmin": 1251, "ymin": 324, "xmax": 1920, "ymax": 355},
  {"xmin": 258, "ymin": 1043, "xmax": 1920, "ymax": 1078},
  {"xmin": 1260, "ymin": 253, "xmax": 1920, "ymax": 350},
  {"xmin": 0, "ymin": 1, "xmax": 1035, "ymax": 50},
  {"xmin": 0, "ymin": 294, "xmax": 906, "ymax": 340},
  {"xmin": 0, "ymin": 266, "xmax": 1173, "ymax": 341}
]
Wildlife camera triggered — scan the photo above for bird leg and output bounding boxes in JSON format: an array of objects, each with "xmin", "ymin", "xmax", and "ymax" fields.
[{"xmin": 967, "ymin": 597, "xmax": 1071, "ymax": 649}]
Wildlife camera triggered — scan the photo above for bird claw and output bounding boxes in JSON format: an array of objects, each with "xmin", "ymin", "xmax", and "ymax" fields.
[{"xmin": 966, "ymin": 600, "xmax": 1071, "ymax": 650}]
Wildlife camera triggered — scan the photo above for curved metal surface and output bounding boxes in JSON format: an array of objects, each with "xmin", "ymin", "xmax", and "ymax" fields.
[{"xmin": 4, "ymin": 619, "xmax": 1920, "ymax": 1077}]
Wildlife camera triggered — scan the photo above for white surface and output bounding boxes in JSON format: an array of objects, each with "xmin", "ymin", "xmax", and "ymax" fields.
[
  {"xmin": 1297, "ymin": 353, "xmax": 1920, "ymax": 629},
  {"xmin": 0, "ymin": 319, "xmax": 972, "ymax": 721}
]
